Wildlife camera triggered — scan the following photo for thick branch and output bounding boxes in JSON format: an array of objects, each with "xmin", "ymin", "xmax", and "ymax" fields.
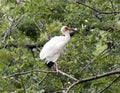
[
  {"xmin": 65, "ymin": 70, "xmax": 120, "ymax": 93},
  {"xmin": 76, "ymin": 2, "xmax": 120, "ymax": 15}
]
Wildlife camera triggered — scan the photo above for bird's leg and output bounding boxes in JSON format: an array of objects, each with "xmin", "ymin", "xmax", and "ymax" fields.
[{"xmin": 52, "ymin": 63, "xmax": 58, "ymax": 72}]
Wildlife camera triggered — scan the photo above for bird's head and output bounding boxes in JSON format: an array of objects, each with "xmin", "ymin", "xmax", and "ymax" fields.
[{"xmin": 61, "ymin": 26, "xmax": 73, "ymax": 35}]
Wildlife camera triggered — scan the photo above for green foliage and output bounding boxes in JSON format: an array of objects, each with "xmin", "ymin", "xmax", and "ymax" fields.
[
  {"xmin": 0, "ymin": 0, "xmax": 120, "ymax": 93},
  {"xmin": 18, "ymin": 19, "xmax": 39, "ymax": 41}
]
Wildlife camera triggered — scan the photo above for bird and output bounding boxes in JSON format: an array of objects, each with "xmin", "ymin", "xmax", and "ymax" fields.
[{"xmin": 39, "ymin": 26, "xmax": 77, "ymax": 71}]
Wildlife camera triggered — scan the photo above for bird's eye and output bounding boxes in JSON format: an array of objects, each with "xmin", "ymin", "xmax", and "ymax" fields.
[{"xmin": 65, "ymin": 27, "xmax": 69, "ymax": 30}]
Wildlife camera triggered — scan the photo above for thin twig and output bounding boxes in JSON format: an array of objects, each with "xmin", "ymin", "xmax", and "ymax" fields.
[
  {"xmin": 80, "ymin": 48, "xmax": 108, "ymax": 73},
  {"xmin": 5, "ymin": 70, "xmax": 56, "ymax": 78},
  {"xmin": 3, "ymin": 20, "xmax": 15, "ymax": 42},
  {"xmin": 99, "ymin": 75, "xmax": 120, "ymax": 93},
  {"xmin": 38, "ymin": 73, "xmax": 49, "ymax": 85},
  {"xmin": 65, "ymin": 70, "xmax": 120, "ymax": 93},
  {"xmin": 3, "ymin": 14, "xmax": 24, "ymax": 42},
  {"xmin": 16, "ymin": 65, "xmax": 26, "ymax": 92},
  {"xmin": 109, "ymin": 0, "xmax": 116, "ymax": 13},
  {"xmin": 58, "ymin": 70, "xmax": 78, "ymax": 81},
  {"xmin": 0, "ymin": 43, "xmax": 44, "ymax": 50},
  {"xmin": 5, "ymin": 69, "xmax": 78, "ymax": 81},
  {"xmin": 80, "ymin": 61, "xmax": 92, "ymax": 72}
]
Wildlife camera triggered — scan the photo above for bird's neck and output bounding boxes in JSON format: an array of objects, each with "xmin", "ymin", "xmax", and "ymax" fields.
[{"xmin": 63, "ymin": 33, "xmax": 70, "ymax": 42}]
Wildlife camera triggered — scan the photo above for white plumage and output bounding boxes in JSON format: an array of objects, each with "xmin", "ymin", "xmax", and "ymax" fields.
[
  {"xmin": 40, "ymin": 35, "xmax": 70, "ymax": 61},
  {"xmin": 39, "ymin": 26, "xmax": 75, "ymax": 71}
]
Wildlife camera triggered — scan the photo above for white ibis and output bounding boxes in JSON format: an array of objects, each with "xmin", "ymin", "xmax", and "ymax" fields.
[{"xmin": 39, "ymin": 26, "xmax": 77, "ymax": 71}]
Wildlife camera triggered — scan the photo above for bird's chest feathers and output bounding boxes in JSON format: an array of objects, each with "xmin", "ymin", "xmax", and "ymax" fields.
[
  {"xmin": 58, "ymin": 36, "xmax": 70, "ymax": 46},
  {"xmin": 49, "ymin": 36, "xmax": 70, "ymax": 52},
  {"xmin": 61, "ymin": 35, "xmax": 70, "ymax": 43}
]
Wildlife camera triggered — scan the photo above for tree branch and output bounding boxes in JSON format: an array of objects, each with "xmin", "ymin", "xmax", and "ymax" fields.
[
  {"xmin": 5, "ymin": 70, "xmax": 56, "ymax": 78},
  {"xmin": 38, "ymin": 73, "xmax": 49, "ymax": 85},
  {"xmin": 65, "ymin": 70, "xmax": 120, "ymax": 93},
  {"xmin": 5, "ymin": 69, "xmax": 78, "ymax": 81},
  {"xmin": 80, "ymin": 48, "xmax": 108, "ymax": 73},
  {"xmin": 99, "ymin": 75, "xmax": 120, "ymax": 93},
  {"xmin": 58, "ymin": 70, "xmax": 78, "ymax": 81},
  {"xmin": 3, "ymin": 19, "xmax": 15, "ymax": 42},
  {"xmin": 109, "ymin": 0, "xmax": 116, "ymax": 13},
  {"xmin": 76, "ymin": 2, "xmax": 120, "ymax": 15},
  {"xmin": 0, "ymin": 43, "xmax": 43, "ymax": 50},
  {"xmin": 3, "ymin": 14, "xmax": 24, "ymax": 43}
]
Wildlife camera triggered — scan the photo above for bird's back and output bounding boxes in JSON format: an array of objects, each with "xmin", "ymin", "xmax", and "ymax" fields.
[{"xmin": 39, "ymin": 35, "xmax": 70, "ymax": 62}]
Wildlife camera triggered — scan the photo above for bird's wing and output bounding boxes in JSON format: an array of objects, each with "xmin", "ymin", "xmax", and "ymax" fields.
[{"xmin": 39, "ymin": 36, "xmax": 65, "ymax": 61}]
